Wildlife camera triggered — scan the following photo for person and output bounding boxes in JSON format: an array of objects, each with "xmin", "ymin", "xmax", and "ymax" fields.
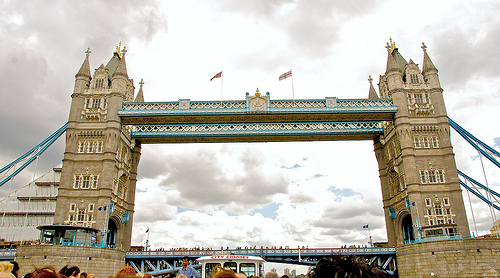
[
  {"xmin": 263, "ymin": 272, "xmax": 277, "ymax": 278},
  {"xmin": 30, "ymin": 266, "xmax": 66, "ymax": 278},
  {"xmin": 58, "ymin": 265, "xmax": 80, "ymax": 278},
  {"xmin": 211, "ymin": 266, "xmax": 235, "ymax": 278},
  {"xmin": 177, "ymin": 257, "xmax": 200, "ymax": 278},
  {"xmin": 115, "ymin": 266, "xmax": 136, "ymax": 278},
  {"xmin": 0, "ymin": 262, "xmax": 15, "ymax": 278},
  {"xmin": 308, "ymin": 257, "xmax": 395, "ymax": 278}
]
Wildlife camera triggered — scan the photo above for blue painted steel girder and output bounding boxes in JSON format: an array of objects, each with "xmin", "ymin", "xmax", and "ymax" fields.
[
  {"xmin": 118, "ymin": 98, "xmax": 397, "ymax": 126},
  {"xmin": 130, "ymin": 121, "xmax": 385, "ymax": 143}
]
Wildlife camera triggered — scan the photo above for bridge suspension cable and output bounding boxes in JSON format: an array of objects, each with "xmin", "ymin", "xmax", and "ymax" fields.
[
  {"xmin": 0, "ymin": 123, "xmax": 67, "ymax": 188},
  {"xmin": 449, "ymin": 117, "xmax": 500, "ymax": 220}
]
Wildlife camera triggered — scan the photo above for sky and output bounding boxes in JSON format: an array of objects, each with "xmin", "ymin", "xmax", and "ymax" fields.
[{"xmin": 1, "ymin": 0, "xmax": 500, "ymax": 273}]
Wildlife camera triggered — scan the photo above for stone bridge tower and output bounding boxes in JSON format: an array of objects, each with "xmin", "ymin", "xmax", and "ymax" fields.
[
  {"xmin": 373, "ymin": 40, "xmax": 470, "ymax": 246},
  {"xmin": 53, "ymin": 46, "xmax": 142, "ymax": 250}
]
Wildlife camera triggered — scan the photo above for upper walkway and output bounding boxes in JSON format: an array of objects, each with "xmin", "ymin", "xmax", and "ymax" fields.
[{"xmin": 118, "ymin": 97, "xmax": 397, "ymax": 143}]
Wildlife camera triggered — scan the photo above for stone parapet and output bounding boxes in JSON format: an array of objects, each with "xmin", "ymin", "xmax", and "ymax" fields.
[
  {"xmin": 15, "ymin": 245, "xmax": 125, "ymax": 278},
  {"xmin": 396, "ymin": 238, "xmax": 500, "ymax": 277}
]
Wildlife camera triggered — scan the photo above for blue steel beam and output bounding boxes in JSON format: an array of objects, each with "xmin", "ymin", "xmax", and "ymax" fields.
[
  {"xmin": 0, "ymin": 123, "xmax": 67, "ymax": 187},
  {"xmin": 449, "ymin": 117, "xmax": 500, "ymax": 168}
]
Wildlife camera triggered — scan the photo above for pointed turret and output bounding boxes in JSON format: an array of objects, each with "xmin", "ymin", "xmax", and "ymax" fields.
[
  {"xmin": 421, "ymin": 42, "xmax": 441, "ymax": 89},
  {"xmin": 74, "ymin": 48, "xmax": 92, "ymax": 94},
  {"xmin": 135, "ymin": 79, "xmax": 145, "ymax": 102},
  {"xmin": 113, "ymin": 46, "xmax": 129, "ymax": 79},
  {"xmin": 368, "ymin": 75, "xmax": 379, "ymax": 99},
  {"xmin": 385, "ymin": 39, "xmax": 403, "ymax": 90}
]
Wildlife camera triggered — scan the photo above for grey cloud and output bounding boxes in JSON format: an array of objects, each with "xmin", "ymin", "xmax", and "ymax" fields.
[
  {"xmin": 157, "ymin": 147, "xmax": 289, "ymax": 212},
  {"xmin": 0, "ymin": 0, "xmax": 167, "ymax": 196},
  {"xmin": 428, "ymin": 3, "xmax": 500, "ymax": 90}
]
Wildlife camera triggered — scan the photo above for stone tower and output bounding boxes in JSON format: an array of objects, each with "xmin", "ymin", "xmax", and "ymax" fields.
[
  {"xmin": 373, "ymin": 40, "xmax": 470, "ymax": 246},
  {"xmin": 53, "ymin": 45, "xmax": 141, "ymax": 250}
]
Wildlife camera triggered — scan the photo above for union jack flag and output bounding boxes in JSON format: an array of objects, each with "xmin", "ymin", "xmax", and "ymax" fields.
[
  {"xmin": 279, "ymin": 70, "xmax": 292, "ymax": 81},
  {"xmin": 210, "ymin": 71, "xmax": 222, "ymax": 81}
]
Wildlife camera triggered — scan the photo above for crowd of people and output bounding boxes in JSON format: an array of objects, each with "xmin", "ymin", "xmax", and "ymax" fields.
[{"xmin": 0, "ymin": 255, "xmax": 395, "ymax": 278}]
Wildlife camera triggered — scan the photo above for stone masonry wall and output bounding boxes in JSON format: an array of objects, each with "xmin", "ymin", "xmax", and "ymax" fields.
[
  {"xmin": 16, "ymin": 245, "xmax": 125, "ymax": 278},
  {"xmin": 396, "ymin": 238, "xmax": 500, "ymax": 277}
]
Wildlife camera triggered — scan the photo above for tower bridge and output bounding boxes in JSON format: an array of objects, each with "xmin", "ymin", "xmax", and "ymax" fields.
[{"xmin": 2, "ymin": 40, "xmax": 500, "ymax": 277}]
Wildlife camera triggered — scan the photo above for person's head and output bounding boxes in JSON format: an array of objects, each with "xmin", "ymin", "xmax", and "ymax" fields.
[
  {"xmin": 58, "ymin": 265, "xmax": 80, "ymax": 278},
  {"xmin": 264, "ymin": 273, "xmax": 278, "ymax": 278},
  {"xmin": 235, "ymin": 273, "xmax": 246, "ymax": 278},
  {"xmin": 32, "ymin": 266, "xmax": 66, "ymax": 278},
  {"xmin": 115, "ymin": 266, "xmax": 136, "ymax": 278},
  {"xmin": 0, "ymin": 262, "xmax": 14, "ymax": 274},
  {"xmin": 143, "ymin": 274, "xmax": 152, "ymax": 278},
  {"xmin": 168, "ymin": 273, "xmax": 176, "ymax": 278},
  {"xmin": 10, "ymin": 262, "xmax": 19, "ymax": 278},
  {"xmin": 212, "ymin": 268, "xmax": 236, "ymax": 278},
  {"xmin": 79, "ymin": 273, "xmax": 87, "ymax": 278},
  {"xmin": 181, "ymin": 257, "xmax": 190, "ymax": 268}
]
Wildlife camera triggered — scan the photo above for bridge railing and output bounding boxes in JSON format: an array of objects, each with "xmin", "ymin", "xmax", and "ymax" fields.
[{"xmin": 125, "ymin": 247, "xmax": 396, "ymax": 258}]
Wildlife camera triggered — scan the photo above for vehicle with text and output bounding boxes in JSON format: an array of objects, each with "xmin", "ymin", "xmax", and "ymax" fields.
[{"xmin": 196, "ymin": 255, "xmax": 265, "ymax": 278}]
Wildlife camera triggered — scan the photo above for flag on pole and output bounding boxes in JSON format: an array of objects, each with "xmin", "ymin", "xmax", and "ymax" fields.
[
  {"xmin": 145, "ymin": 228, "xmax": 149, "ymax": 233},
  {"xmin": 98, "ymin": 206, "xmax": 107, "ymax": 211},
  {"xmin": 279, "ymin": 70, "xmax": 292, "ymax": 81},
  {"xmin": 363, "ymin": 224, "xmax": 369, "ymax": 229},
  {"xmin": 210, "ymin": 71, "xmax": 222, "ymax": 81}
]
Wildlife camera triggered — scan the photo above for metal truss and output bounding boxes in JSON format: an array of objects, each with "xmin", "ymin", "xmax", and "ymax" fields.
[
  {"xmin": 124, "ymin": 247, "xmax": 397, "ymax": 275},
  {"xmin": 131, "ymin": 121, "xmax": 384, "ymax": 143},
  {"xmin": 0, "ymin": 123, "xmax": 67, "ymax": 188},
  {"xmin": 458, "ymin": 170, "xmax": 500, "ymax": 211},
  {"xmin": 119, "ymin": 98, "xmax": 396, "ymax": 116}
]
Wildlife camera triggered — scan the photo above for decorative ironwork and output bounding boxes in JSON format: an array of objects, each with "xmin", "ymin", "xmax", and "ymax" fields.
[{"xmin": 132, "ymin": 121, "xmax": 383, "ymax": 137}]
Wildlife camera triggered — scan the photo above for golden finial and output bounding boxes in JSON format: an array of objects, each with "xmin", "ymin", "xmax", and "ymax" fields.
[
  {"xmin": 255, "ymin": 88, "xmax": 260, "ymax": 96},
  {"xmin": 85, "ymin": 47, "xmax": 91, "ymax": 57},
  {"xmin": 116, "ymin": 41, "xmax": 122, "ymax": 57},
  {"xmin": 368, "ymin": 75, "xmax": 373, "ymax": 84},
  {"xmin": 389, "ymin": 37, "xmax": 396, "ymax": 53}
]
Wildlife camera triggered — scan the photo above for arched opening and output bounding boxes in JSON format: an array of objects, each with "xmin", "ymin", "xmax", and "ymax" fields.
[
  {"xmin": 401, "ymin": 214, "xmax": 415, "ymax": 244},
  {"xmin": 107, "ymin": 219, "xmax": 118, "ymax": 248}
]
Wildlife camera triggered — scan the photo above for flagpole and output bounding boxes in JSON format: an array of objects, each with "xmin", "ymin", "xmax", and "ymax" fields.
[
  {"xmin": 220, "ymin": 71, "xmax": 224, "ymax": 108},
  {"xmin": 290, "ymin": 69, "xmax": 295, "ymax": 105},
  {"xmin": 145, "ymin": 227, "xmax": 150, "ymax": 251}
]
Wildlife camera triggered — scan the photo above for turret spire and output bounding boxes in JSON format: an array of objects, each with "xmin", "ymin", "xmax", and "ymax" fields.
[
  {"xmin": 113, "ymin": 45, "xmax": 128, "ymax": 79},
  {"xmin": 134, "ymin": 79, "xmax": 145, "ymax": 102},
  {"xmin": 421, "ymin": 42, "xmax": 438, "ymax": 75},
  {"xmin": 75, "ymin": 48, "xmax": 91, "ymax": 79},
  {"xmin": 368, "ymin": 75, "xmax": 379, "ymax": 99}
]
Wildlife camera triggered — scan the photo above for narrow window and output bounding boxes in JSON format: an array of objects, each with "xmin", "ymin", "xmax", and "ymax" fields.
[
  {"xmin": 87, "ymin": 141, "xmax": 94, "ymax": 153},
  {"xmin": 91, "ymin": 176, "xmax": 99, "ymax": 189},
  {"xmin": 437, "ymin": 170, "xmax": 446, "ymax": 183},
  {"xmin": 422, "ymin": 137, "xmax": 430, "ymax": 148},
  {"xmin": 103, "ymin": 98, "xmax": 107, "ymax": 109},
  {"xmin": 85, "ymin": 99, "xmax": 90, "ymax": 109},
  {"xmin": 82, "ymin": 176, "xmax": 90, "ymax": 189},
  {"xmin": 96, "ymin": 141, "xmax": 103, "ymax": 153},
  {"xmin": 73, "ymin": 176, "xmax": 80, "ymax": 189},
  {"xmin": 88, "ymin": 203, "xmax": 94, "ymax": 212},
  {"xmin": 92, "ymin": 98, "xmax": 100, "ymax": 108},
  {"xmin": 78, "ymin": 141, "xmax": 86, "ymax": 153},
  {"xmin": 429, "ymin": 171, "xmax": 437, "ymax": 183},
  {"xmin": 414, "ymin": 137, "xmax": 420, "ymax": 148},
  {"xmin": 77, "ymin": 210, "xmax": 85, "ymax": 221},
  {"xmin": 434, "ymin": 204, "xmax": 443, "ymax": 215},
  {"xmin": 70, "ymin": 203, "xmax": 76, "ymax": 212},
  {"xmin": 425, "ymin": 198, "xmax": 431, "ymax": 206},
  {"xmin": 443, "ymin": 197, "xmax": 450, "ymax": 206},
  {"xmin": 415, "ymin": 93, "xmax": 424, "ymax": 103},
  {"xmin": 431, "ymin": 137, "xmax": 439, "ymax": 148},
  {"xmin": 420, "ymin": 170, "xmax": 427, "ymax": 184}
]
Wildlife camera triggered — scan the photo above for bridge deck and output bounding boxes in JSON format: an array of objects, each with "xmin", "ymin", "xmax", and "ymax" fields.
[{"xmin": 118, "ymin": 98, "xmax": 397, "ymax": 143}]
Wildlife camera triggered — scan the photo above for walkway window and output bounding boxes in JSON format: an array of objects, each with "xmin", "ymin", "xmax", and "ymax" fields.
[{"xmin": 431, "ymin": 137, "xmax": 439, "ymax": 148}]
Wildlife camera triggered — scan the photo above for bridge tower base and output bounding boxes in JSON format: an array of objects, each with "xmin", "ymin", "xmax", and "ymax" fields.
[
  {"xmin": 396, "ymin": 238, "xmax": 500, "ymax": 277},
  {"xmin": 15, "ymin": 245, "xmax": 125, "ymax": 278}
]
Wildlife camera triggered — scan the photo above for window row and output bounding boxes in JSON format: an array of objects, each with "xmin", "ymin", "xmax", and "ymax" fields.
[
  {"xmin": 426, "ymin": 206, "xmax": 452, "ymax": 216},
  {"xmin": 407, "ymin": 92, "xmax": 430, "ymax": 104},
  {"xmin": 419, "ymin": 169, "xmax": 446, "ymax": 184},
  {"xmin": 413, "ymin": 136, "xmax": 439, "ymax": 148},
  {"xmin": 85, "ymin": 97, "xmax": 108, "ymax": 109},
  {"xmin": 69, "ymin": 203, "xmax": 95, "ymax": 212},
  {"xmin": 427, "ymin": 217, "xmax": 455, "ymax": 226},
  {"xmin": 1, "ymin": 215, "xmax": 53, "ymax": 227},
  {"xmin": 78, "ymin": 140, "xmax": 104, "ymax": 153},
  {"xmin": 425, "ymin": 197, "xmax": 450, "ymax": 206},
  {"xmin": 73, "ymin": 175, "xmax": 99, "ymax": 189}
]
